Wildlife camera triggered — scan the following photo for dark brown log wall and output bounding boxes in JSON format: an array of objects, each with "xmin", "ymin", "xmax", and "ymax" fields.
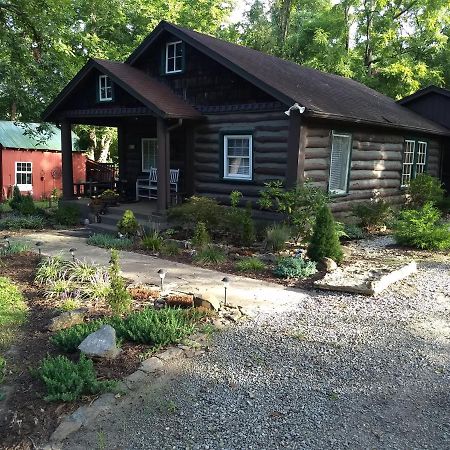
[
  {"xmin": 193, "ymin": 111, "xmax": 289, "ymax": 203},
  {"xmin": 303, "ymin": 125, "xmax": 442, "ymax": 216}
]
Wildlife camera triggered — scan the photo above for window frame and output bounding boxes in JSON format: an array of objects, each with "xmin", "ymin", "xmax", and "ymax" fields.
[
  {"xmin": 401, "ymin": 138, "xmax": 428, "ymax": 187},
  {"xmin": 223, "ymin": 134, "xmax": 253, "ymax": 181},
  {"xmin": 15, "ymin": 161, "xmax": 33, "ymax": 191},
  {"xmin": 141, "ymin": 138, "xmax": 158, "ymax": 173},
  {"xmin": 328, "ymin": 131, "xmax": 352, "ymax": 196},
  {"xmin": 165, "ymin": 41, "xmax": 183, "ymax": 74},
  {"xmin": 98, "ymin": 74, "xmax": 113, "ymax": 102}
]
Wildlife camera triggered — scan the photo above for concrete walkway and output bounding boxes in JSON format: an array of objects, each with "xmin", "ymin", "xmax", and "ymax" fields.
[{"xmin": 20, "ymin": 229, "xmax": 309, "ymax": 316}]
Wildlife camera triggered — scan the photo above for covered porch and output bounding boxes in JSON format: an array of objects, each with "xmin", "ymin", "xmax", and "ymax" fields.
[{"xmin": 42, "ymin": 58, "xmax": 202, "ymax": 213}]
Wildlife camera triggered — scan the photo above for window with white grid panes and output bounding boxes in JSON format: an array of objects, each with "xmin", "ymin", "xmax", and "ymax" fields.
[
  {"xmin": 15, "ymin": 162, "xmax": 32, "ymax": 190},
  {"xmin": 401, "ymin": 140, "xmax": 415, "ymax": 186},
  {"xmin": 166, "ymin": 41, "xmax": 183, "ymax": 74},
  {"xmin": 415, "ymin": 141, "xmax": 427, "ymax": 176},
  {"xmin": 223, "ymin": 135, "xmax": 252, "ymax": 180}
]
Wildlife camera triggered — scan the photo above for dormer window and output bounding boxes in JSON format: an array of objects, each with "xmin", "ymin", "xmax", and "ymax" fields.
[
  {"xmin": 98, "ymin": 74, "xmax": 112, "ymax": 101},
  {"xmin": 165, "ymin": 41, "xmax": 183, "ymax": 74}
]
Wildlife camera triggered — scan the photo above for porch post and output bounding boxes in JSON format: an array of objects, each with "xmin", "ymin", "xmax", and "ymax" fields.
[
  {"xmin": 285, "ymin": 113, "xmax": 305, "ymax": 188},
  {"xmin": 156, "ymin": 118, "xmax": 169, "ymax": 211},
  {"xmin": 61, "ymin": 121, "xmax": 74, "ymax": 199}
]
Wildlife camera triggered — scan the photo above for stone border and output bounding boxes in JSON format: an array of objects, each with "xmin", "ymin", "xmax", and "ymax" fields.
[{"xmin": 43, "ymin": 336, "xmax": 209, "ymax": 448}]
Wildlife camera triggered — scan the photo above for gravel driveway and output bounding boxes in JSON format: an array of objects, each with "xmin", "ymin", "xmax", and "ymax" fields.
[{"xmin": 63, "ymin": 251, "xmax": 450, "ymax": 450}]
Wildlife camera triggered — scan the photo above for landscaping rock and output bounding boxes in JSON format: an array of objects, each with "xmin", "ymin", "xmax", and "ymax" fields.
[
  {"xmin": 318, "ymin": 257, "xmax": 338, "ymax": 272},
  {"xmin": 78, "ymin": 325, "xmax": 120, "ymax": 359},
  {"xmin": 47, "ymin": 309, "xmax": 86, "ymax": 332},
  {"xmin": 139, "ymin": 357, "xmax": 164, "ymax": 373},
  {"xmin": 194, "ymin": 291, "xmax": 221, "ymax": 311},
  {"xmin": 50, "ymin": 417, "xmax": 83, "ymax": 442},
  {"xmin": 158, "ymin": 347, "xmax": 184, "ymax": 361}
]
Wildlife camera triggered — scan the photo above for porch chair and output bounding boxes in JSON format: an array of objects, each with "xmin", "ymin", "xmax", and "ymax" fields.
[{"xmin": 135, "ymin": 168, "xmax": 180, "ymax": 202}]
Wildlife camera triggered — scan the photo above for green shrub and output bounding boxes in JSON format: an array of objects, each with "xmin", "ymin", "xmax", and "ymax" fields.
[
  {"xmin": 160, "ymin": 241, "xmax": 181, "ymax": 256},
  {"xmin": 0, "ymin": 241, "xmax": 30, "ymax": 256},
  {"xmin": 54, "ymin": 204, "xmax": 80, "ymax": 226},
  {"xmin": 118, "ymin": 308, "xmax": 196, "ymax": 345},
  {"xmin": 265, "ymin": 224, "xmax": 291, "ymax": 252},
  {"xmin": 352, "ymin": 199, "xmax": 392, "ymax": 231},
  {"xmin": 407, "ymin": 173, "xmax": 445, "ymax": 208},
  {"xmin": 393, "ymin": 202, "xmax": 450, "ymax": 250},
  {"xmin": 191, "ymin": 221, "xmax": 210, "ymax": 250},
  {"xmin": 117, "ymin": 210, "xmax": 139, "ymax": 237},
  {"xmin": 107, "ymin": 249, "xmax": 132, "ymax": 314},
  {"xmin": 0, "ymin": 214, "xmax": 45, "ymax": 230},
  {"xmin": 51, "ymin": 308, "xmax": 200, "ymax": 352},
  {"xmin": 142, "ymin": 230, "xmax": 164, "ymax": 252},
  {"xmin": 307, "ymin": 205, "xmax": 343, "ymax": 263},
  {"xmin": 258, "ymin": 180, "xmax": 329, "ymax": 241},
  {"xmin": 36, "ymin": 354, "xmax": 116, "ymax": 402},
  {"xmin": 18, "ymin": 194, "xmax": 36, "ymax": 215},
  {"xmin": 437, "ymin": 197, "xmax": 450, "ymax": 214},
  {"xmin": 235, "ymin": 257, "xmax": 266, "ymax": 272},
  {"xmin": 273, "ymin": 257, "xmax": 317, "ymax": 279},
  {"xmin": 193, "ymin": 245, "xmax": 226, "ymax": 265},
  {"xmin": 224, "ymin": 195, "xmax": 256, "ymax": 246},
  {"xmin": 9, "ymin": 186, "xmax": 23, "ymax": 211},
  {"xmin": 50, "ymin": 320, "xmax": 104, "ymax": 352},
  {"xmin": 342, "ymin": 223, "xmax": 366, "ymax": 240},
  {"xmin": 87, "ymin": 233, "xmax": 133, "ymax": 250},
  {"xmin": 168, "ymin": 196, "xmax": 222, "ymax": 231}
]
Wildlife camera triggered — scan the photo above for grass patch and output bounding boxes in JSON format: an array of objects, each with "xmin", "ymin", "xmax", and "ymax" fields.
[
  {"xmin": 193, "ymin": 245, "xmax": 226, "ymax": 265},
  {"xmin": 87, "ymin": 233, "xmax": 133, "ymax": 250},
  {"xmin": 51, "ymin": 308, "xmax": 205, "ymax": 353},
  {"xmin": 0, "ymin": 277, "xmax": 28, "ymax": 351},
  {"xmin": 235, "ymin": 257, "xmax": 266, "ymax": 272},
  {"xmin": 0, "ymin": 241, "xmax": 30, "ymax": 256},
  {"xmin": 0, "ymin": 215, "xmax": 45, "ymax": 230}
]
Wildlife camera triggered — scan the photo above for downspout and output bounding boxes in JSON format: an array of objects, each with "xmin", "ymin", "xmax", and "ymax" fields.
[{"xmin": 285, "ymin": 104, "xmax": 307, "ymax": 188}]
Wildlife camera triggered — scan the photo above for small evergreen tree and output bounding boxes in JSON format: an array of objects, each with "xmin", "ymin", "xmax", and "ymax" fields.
[
  {"xmin": 18, "ymin": 193, "xmax": 36, "ymax": 215},
  {"xmin": 117, "ymin": 210, "xmax": 139, "ymax": 237},
  {"xmin": 9, "ymin": 186, "xmax": 23, "ymax": 211},
  {"xmin": 307, "ymin": 205, "xmax": 343, "ymax": 264},
  {"xmin": 107, "ymin": 249, "xmax": 132, "ymax": 314},
  {"xmin": 192, "ymin": 221, "xmax": 210, "ymax": 250}
]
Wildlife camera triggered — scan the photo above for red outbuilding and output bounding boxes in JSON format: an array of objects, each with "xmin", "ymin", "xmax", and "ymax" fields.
[{"xmin": 0, "ymin": 121, "xmax": 86, "ymax": 201}]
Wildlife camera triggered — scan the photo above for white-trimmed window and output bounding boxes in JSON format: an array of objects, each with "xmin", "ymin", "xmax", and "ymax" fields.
[
  {"xmin": 141, "ymin": 138, "xmax": 157, "ymax": 172},
  {"xmin": 401, "ymin": 139, "xmax": 428, "ymax": 186},
  {"xmin": 98, "ymin": 75, "xmax": 112, "ymax": 101},
  {"xmin": 223, "ymin": 135, "xmax": 253, "ymax": 180},
  {"xmin": 165, "ymin": 41, "xmax": 183, "ymax": 74},
  {"xmin": 329, "ymin": 132, "xmax": 352, "ymax": 195},
  {"xmin": 15, "ymin": 162, "xmax": 32, "ymax": 190},
  {"xmin": 401, "ymin": 140, "xmax": 415, "ymax": 186}
]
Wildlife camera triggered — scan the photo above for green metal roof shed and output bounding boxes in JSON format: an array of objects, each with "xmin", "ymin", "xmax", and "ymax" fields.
[{"xmin": 0, "ymin": 121, "xmax": 78, "ymax": 151}]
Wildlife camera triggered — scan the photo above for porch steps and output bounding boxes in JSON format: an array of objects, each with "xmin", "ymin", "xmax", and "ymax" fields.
[{"xmin": 86, "ymin": 203, "xmax": 167, "ymax": 235}]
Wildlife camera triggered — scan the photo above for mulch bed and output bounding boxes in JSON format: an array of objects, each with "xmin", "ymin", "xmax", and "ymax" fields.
[{"xmin": 0, "ymin": 253, "xmax": 144, "ymax": 450}]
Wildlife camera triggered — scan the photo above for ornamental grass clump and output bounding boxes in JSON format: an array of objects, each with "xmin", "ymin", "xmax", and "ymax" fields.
[
  {"xmin": 393, "ymin": 202, "xmax": 450, "ymax": 250},
  {"xmin": 87, "ymin": 233, "xmax": 133, "ymax": 250},
  {"xmin": 307, "ymin": 205, "xmax": 343, "ymax": 264},
  {"xmin": 142, "ymin": 230, "xmax": 164, "ymax": 252},
  {"xmin": 191, "ymin": 221, "xmax": 210, "ymax": 250},
  {"xmin": 273, "ymin": 257, "xmax": 317, "ymax": 279},
  {"xmin": 194, "ymin": 245, "xmax": 226, "ymax": 265},
  {"xmin": 264, "ymin": 224, "xmax": 291, "ymax": 252},
  {"xmin": 36, "ymin": 354, "xmax": 116, "ymax": 402},
  {"xmin": 235, "ymin": 257, "xmax": 266, "ymax": 272}
]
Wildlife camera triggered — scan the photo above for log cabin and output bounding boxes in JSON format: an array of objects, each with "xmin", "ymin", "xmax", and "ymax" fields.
[
  {"xmin": 42, "ymin": 21, "xmax": 450, "ymax": 217},
  {"xmin": 398, "ymin": 86, "xmax": 450, "ymax": 192}
]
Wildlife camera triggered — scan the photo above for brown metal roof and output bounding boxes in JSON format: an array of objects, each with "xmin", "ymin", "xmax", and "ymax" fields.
[
  {"xmin": 127, "ymin": 21, "xmax": 449, "ymax": 136},
  {"xmin": 92, "ymin": 59, "xmax": 200, "ymax": 119}
]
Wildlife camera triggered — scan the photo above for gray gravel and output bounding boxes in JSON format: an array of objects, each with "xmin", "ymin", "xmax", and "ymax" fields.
[{"xmin": 64, "ymin": 243, "xmax": 450, "ymax": 450}]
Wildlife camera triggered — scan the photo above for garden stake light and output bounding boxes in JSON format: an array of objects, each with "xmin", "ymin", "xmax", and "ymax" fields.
[
  {"xmin": 3, "ymin": 235, "xmax": 10, "ymax": 248},
  {"xmin": 35, "ymin": 241, "xmax": 43, "ymax": 256},
  {"xmin": 221, "ymin": 277, "xmax": 229, "ymax": 306},
  {"xmin": 158, "ymin": 269, "xmax": 166, "ymax": 291},
  {"xmin": 69, "ymin": 247, "xmax": 77, "ymax": 262}
]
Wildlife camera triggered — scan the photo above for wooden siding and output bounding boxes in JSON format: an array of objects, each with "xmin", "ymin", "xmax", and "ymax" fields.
[
  {"xmin": 193, "ymin": 111, "xmax": 289, "ymax": 203},
  {"xmin": 303, "ymin": 125, "xmax": 442, "ymax": 216}
]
